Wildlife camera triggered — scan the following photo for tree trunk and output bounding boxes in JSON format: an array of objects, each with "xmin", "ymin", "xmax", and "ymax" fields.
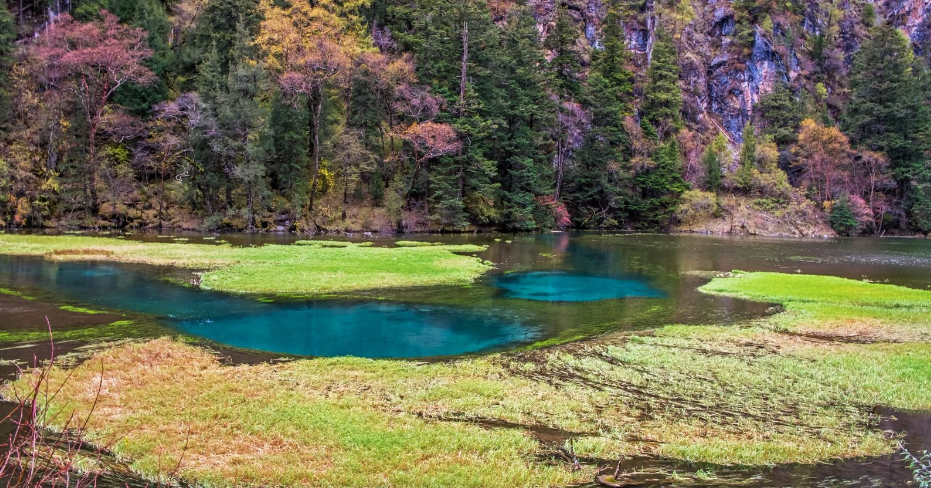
[
  {"xmin": 86, "ymin": 123, "xmax": 99, "ymax": 217},
  {"xmin": 308, "ymin": 89, "xmax": 324, "ymax": 212},
  {"xmin": 457, "ymin": 21, "xmax": 468, "ymax": 201},
  {"xmin": 459, "ymin": 22, "xmax": 468, "ymax": 118},
  {"xmin": 247, "ymin": 181, "xmax": 255, "ymax": 230}
]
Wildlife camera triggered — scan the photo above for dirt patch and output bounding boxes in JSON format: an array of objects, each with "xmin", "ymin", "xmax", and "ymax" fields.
[{"xmin": 49, "ymin": 248, "xmax": 116, "ymax": 257}]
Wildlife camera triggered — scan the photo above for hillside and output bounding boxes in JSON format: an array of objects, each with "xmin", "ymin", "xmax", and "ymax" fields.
[{"xmin": 0, "ymin": 0, "xmax": 929, "ymax": 235}]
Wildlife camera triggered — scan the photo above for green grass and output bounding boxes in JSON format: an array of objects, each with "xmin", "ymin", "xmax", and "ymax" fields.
[
  {"xmin": 701, "ymin": 271, "xmax": 931, "ymax": 308},
  {"xmin": 6, "ymin": 272, "xmax": 931, "ymax": 485},
  {"xmin": 0, "ymin": 235, "xmax": 491, "ymax": 295},
  {"xmin": 12, "ymin": 340, "xmax": 592, "ymax": 488},
  {"xmin": 0, "ymin": 320, "xmax": 146, "ymax": 344},
  {"xmin": 701, "ymin": 271, "xmax": 931, "ymax": 342}
]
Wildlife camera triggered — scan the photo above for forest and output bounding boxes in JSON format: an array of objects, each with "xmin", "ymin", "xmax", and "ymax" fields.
[{"xmin": 0, "ymin": 0, "xmax": 930, "ymax": 235}]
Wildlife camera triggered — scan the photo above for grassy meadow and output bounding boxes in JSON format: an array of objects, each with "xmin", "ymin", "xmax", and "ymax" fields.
[
  {"xmin": 4, "ymin": 268, "xmax": 931, "ymax": 487},
  {"xmin": 0, "ymin": 235, "xmax": 491, "ymax": 295}
]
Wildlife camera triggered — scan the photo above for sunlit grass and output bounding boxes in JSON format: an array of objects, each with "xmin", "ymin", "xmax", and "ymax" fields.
[
  {"xmin": 5, "ymin": 271, "xmax": 931, "ymax": 485},
  {"xmin": 11, "ymin": 340, "xmax": 591, "ymax": 488},
  {"xmin": 701, "ymin": 271, "xmax": 931, "ymax": 342},
  {"xmin": 0, "ymin": 235, "xmax": 491, "ymax": 295}
]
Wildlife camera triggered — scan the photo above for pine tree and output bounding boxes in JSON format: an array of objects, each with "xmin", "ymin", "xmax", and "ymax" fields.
[
  {"xmin": 564, "ymin": 3, "xmax": 635, "ymax": 227},
  {"xmin": 642, "ymin": 29, "xmax": 682, "ymax": 138},
  {"xmin": 487, "ymin": 5, "xmax": 555, "ymax": 229},
  {"xmin": 756, "ymin": 80, "xmax": 802, "ymax": 148},
  {"xmin": 912, "ymin": 163, "xmax": 931, "ymax": 234},
  {"xmin": 545, "ymin": 5, "xmax": 582, "ymax": 99},
  {"xmin": 632, "ymin": 139, "xmax": 689, "ymax": 228},
  {"xmin": 388, "ymin": 0, "xmax": 501, "ymax": 227},
  {"xmin": 220, "ymin": 21, "xmax": 269, "ymax": 228},
  {"xmin": 703, "ymin": 134, "xmax": 728, "ymax": 192},
  {"xmin": 735, "ymin": 122, "xmax": 757, "ymax": 191},
  {"xmin": 0, "ymin": 1, "xmax": 14, "ymax": 132},
  {"xmin": 844, "ymin": 25, "xmax": 930, "ymax": 188},
  {"xmin": 830, "ymin": 195, "xmax": 860, "ymax": 236},
  {"xmin": 844, "ymin": 24, "xmax": 931, "ymax": 231},
  {"xmin": 268, "ymin": 94, "xmax": 310, "ymax": 217}
]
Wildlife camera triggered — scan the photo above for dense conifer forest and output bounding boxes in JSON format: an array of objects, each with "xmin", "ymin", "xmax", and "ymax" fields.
[{"xmin": 1, "ymin": 0, "xmax": 930, "ymax": 235}]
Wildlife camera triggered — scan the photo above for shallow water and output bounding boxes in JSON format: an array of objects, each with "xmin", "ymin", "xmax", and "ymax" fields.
[
  {"xmin": 1, "ymin": 232, "xmax": 930, "ymax": 358},
  {"xmin": 2, "ymin": 232, "xmax": 931, "ymax": 486},
  {"xmin": 495, "ymin": 271, "xmax": 665, "ymax": 302}
]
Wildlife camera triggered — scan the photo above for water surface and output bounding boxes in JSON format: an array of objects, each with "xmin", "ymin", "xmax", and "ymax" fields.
[{"xmin": 2, "ymin": 232, "xmax": 930, "ymax": 358}]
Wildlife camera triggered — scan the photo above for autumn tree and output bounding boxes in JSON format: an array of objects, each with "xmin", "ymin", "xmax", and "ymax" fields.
[
  {"xmin": 844, "ymin": 24, "xmax": 931, "ymax": 229},
  {"xmin": 848, "ymin": 150, "xmax": 894, "ymax": 234},
  {"xmin": 793, "ymin": 118, "xmax": 850, "ymax": 208},
  {"xmin": 258, "ymin": 0, "xmax": 353, "ymax": 212},
  {"xmin": 400, "ymin": 121, "xmax": 461, "ymax": 206},
  {"xmin": 36, "ymin": 11, "xmax": 154, "ymax": 215}
]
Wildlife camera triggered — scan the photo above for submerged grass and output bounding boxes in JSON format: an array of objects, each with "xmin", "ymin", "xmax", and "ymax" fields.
[
  {"xmin": 0, "ymin": 235, "xmax": 491, "ymax": 295},
  {"xmin": 0, "ymin": 320, "xmax": 147, "ymax": 344},
  {"xmin": 6, "ymin": 272, "xmax": 931, "ymax": 486}
]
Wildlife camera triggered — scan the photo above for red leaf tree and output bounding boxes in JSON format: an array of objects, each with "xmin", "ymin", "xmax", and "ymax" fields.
[{"xmin": 36, "ymin": 11, "xmax": 154, "ymax": 214}]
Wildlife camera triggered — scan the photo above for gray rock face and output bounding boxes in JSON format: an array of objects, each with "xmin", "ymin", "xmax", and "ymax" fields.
[{"xmin": 528, "ymin": 0, "xmax": 929, "ymax": 141}]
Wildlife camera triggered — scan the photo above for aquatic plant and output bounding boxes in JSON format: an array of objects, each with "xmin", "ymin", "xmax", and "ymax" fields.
[{"xmin": 903, "ymin": 444, "xmax": 931, "ymax": 488}]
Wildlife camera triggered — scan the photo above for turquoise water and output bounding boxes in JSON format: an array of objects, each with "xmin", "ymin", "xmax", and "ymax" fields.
[
  {"xmin": 495, "ymin": 271, "xmax": 664, "ymax": 302},
  {"xmin": 0, "ymin": 257, "xmax": 535, "ymax": 357},
  {"xmin": 5, "ymin": 232, "xmax": 929, "ymax": 358}
]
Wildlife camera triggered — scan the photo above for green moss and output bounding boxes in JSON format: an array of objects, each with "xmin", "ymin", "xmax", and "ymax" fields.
[
  {"xmin": 0, "ymin": 287, "xmax": 35, "ymax": 300},
  {"xmin": 59, "ymin": 305, "xmax": 108, "ymax": 315},
  {"xmin": 0, "ymin": 320, "xmax": 144, "ymax": 344},
  {"xmin": 394, "ymin": 241, "xmax": 437, "ymax": 247},
  {"xmin": 0, "ymin": 235, "xmax": 491, "ymax": 295},
  {"xmin": 701, "ymin": 272, "xmax": 931, "ymax": 341}
]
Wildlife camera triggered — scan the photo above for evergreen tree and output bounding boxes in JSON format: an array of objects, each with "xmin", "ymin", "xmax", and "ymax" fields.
[
  {"xmin": 844, "ymin": 25, "xmax": 931, "ymax": 196},
  {"xmin": 545, "ymin": 5, "xmax": 582, "ymax": 99},
  {"xmin": 913, "ymin": 163, "xmax": 931, "ymax": 234},
  {"xmin": 489, "ymin": 5, "xmax": 555, "ymax": 229},
  {"xmin": 219, "ymin": 22, "xmax": 270, "ymax": 228},
  {"xmin": 389, "ymin": 0, "xmax": 501, "ymax": 227},
  {"xmin": 268, "ymin": 94, "xmax": 310, "ymax": 219},
  {"xmin": 703, "ymin": 134, "xmax": 728, "ymax": 192},
  {"xmin": 830, "ymin": 195, "xmax": 860, "ymax": 235},
  {"xmin": 632, "ymin": 139, "xmax": 689, "ymax": 228},
  {"xmin": 756, "ymin": 80, "xmax": 802, "ymax": 148},
  {"xmin": 642, "ymin": 29, "xmax": 682, "ymax": 138},
  {"xmin": 735, "ymin": 122, "xmax": 757, "ymax": 190},
  {"xmin": 564, "ymin": 3, "xmax": 635, "ymax": 227},
  {"xmin": 185, "ymin": 0, "xmax": 262, "ymax": 84},
  {"xmin": 0, "ymin": 1, "xmax": 14, "ymax": 132}
]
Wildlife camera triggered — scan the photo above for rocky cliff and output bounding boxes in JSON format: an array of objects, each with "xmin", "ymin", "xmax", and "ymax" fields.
[{"xmin": 520, "ymin": 0, "xmax": 927, "ymax": 142}]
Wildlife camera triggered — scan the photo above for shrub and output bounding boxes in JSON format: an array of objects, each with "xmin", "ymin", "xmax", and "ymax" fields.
[
  {"xmin": 675, "ymin": 190, "xmax": 718, "ymax": 227},
  {"xmin": 829, "ymin": 196, "xmax": 860, "ymax": 236}
]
